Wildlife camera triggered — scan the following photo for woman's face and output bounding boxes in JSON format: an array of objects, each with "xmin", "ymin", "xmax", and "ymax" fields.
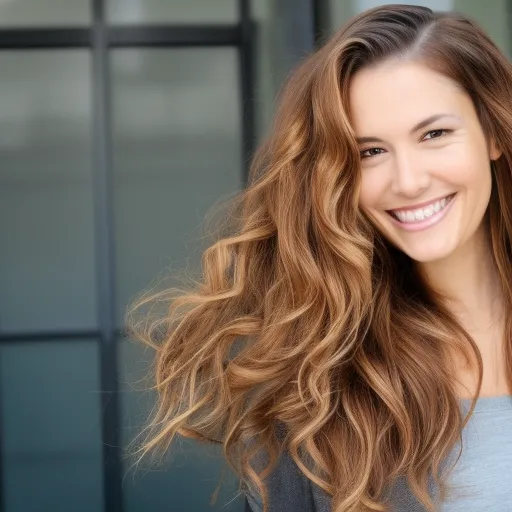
[{"xmin": 349, "ymin": 60, "xmax": 501, "ymax": 264}]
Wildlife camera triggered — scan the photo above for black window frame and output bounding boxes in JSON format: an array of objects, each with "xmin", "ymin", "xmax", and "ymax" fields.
[{"xmin": 0, "ymin": 1, "xmax": 319, "ymax": 511}]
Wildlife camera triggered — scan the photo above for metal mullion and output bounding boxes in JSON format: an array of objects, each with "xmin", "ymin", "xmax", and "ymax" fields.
[
  {"xmin": 313, "ymin": 0, "xmax": 331, "ymax": 47},
  {"xmin": 108, "ymin": 24, "xmax": 241, "ymax": 47},
  {"xmin": 91, "ymin": 1, "xmax": 123, "ymax": 512},
  {"xmin": 0, "ymin": 25, "xmax": 243, "ymax": 50},
  {"xmin": 0, "ymin": 28, "xmax": 90, "ymax": 49},
  {"xmin": 0, "ymin": 330, "xmax": 101, "ymax": 343},
  {"xmin": 239, "ymin": 0, "xmax": 255, "ymax": 185}
]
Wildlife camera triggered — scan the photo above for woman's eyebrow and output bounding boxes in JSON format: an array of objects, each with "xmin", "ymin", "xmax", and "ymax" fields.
[
  {"xmin": 410, "ymin": 113, "xmax": 461, "ymax": 134},
  {"xmin": 355, "ymin": 113, "xmax": 462, "ymax": 144}
]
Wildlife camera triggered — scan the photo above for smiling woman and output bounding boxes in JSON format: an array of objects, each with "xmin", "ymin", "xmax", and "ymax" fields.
[{"xmin": 126, "ymin": 4, "xmax": 512, "ymax": 512}]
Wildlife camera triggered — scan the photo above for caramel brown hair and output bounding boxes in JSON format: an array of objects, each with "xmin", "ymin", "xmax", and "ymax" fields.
[{"xmin": 126, "ymin": 5, "xmax": 512, "ymax": 511}]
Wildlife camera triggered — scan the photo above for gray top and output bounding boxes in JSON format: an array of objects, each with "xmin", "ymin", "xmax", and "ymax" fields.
[{"xmin": 245, "ymin": 395, "xmax": 512, "ymax": 511}]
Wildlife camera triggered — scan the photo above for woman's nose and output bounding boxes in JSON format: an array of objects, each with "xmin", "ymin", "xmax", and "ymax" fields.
[{"xmin": 390, "ymin": 152, "xmax": 430, "ymax": 197}]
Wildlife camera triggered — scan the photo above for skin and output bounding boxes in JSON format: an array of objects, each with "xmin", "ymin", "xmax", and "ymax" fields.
[{"xmin": 349, "ymin": 60, "xmax": 508, "ymax": 397}]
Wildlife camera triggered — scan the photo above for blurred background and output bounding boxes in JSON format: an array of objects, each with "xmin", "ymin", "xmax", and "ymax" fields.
[{"xmin": 0, "ymin": 1, "xmax": 509, "ymax": 511}]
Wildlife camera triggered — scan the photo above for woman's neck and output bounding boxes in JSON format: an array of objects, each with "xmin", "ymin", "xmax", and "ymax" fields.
[
  {"xmin": 418, "ymin": 224, "xmax": 509, "ymax": 398},
  {"xmin": 418, "ymin": 223, "xmax": 503, "ymax": 329}
]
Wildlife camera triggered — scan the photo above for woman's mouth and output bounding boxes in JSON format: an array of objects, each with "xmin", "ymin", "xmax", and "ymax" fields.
[{"xmin": 386, "ymin": 193, "xmax": 457, "ymax": 231}]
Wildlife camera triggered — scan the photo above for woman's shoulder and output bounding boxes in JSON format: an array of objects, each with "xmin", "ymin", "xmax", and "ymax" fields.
[{"xmin": 243, "ymin": 444, "xmax": 330, "ymax": 512}]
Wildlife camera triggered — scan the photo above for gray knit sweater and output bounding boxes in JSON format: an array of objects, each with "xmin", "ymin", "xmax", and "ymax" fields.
[{"xmin": 244, "ymin": 395, "xmax": 512, "ymax": 511}]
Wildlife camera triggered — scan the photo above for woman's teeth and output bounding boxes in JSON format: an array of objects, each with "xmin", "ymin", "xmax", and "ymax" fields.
[{"xmin": 390, "ymin": 195, "xmax": 454, "ymax": 223}]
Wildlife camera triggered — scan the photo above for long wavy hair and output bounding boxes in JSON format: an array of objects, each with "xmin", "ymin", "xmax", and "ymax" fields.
[{"xmin": 125, "ymin": 5, "xmax": 512, "ymax": 512}]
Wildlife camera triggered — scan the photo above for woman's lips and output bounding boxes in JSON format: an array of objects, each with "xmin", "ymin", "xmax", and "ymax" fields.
[{"xmin": 386, "ymin": 193, "xmax": 457, "ymax": 232}]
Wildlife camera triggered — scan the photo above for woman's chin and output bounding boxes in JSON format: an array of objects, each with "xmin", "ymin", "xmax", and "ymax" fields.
[{"xmin": 396, "ymin": 242, "xmax": 456, "ymax": 264}]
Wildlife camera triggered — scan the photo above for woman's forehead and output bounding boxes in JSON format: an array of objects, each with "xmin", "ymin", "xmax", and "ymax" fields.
[{"xmin": 348, "ymin": 61, "xmax": 468, "ymax": 135}]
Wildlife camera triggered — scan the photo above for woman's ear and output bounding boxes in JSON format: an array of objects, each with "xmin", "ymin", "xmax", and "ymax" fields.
[{"xmin": 489, "ymin": 138, "xmax": 502, "ymax": 161}]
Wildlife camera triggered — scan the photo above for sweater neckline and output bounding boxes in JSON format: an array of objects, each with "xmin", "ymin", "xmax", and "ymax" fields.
[{"xmin": 459, "ymin": 393, "xmax": 512, "ymax": 412}]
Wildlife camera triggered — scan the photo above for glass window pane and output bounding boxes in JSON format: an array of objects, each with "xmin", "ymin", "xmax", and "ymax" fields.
[
  {"xmin": 453, "ymin": 0, "xmax": 510, "ymax": 56},
  {"xmin": 112, "ymin": 47, "xmax": 243, "ymax": 510},
  {"xmin": 108, "ymin": 0, "xmax": 238, "ymax": 24},
  {"xmin": 0, "ymin": 51, "xmax": 96, "ymax": 333},
  {"xmin": 356, "ymin": 0, "xmax": 452, "ymax": 10},
  {"xmin": 0, "ymin": 0, "xmax": 90, "ymax": 26},
  {"xmin": 0, "ymin": 341, "xmax": 104, "ymax": 512},
  {"xmin": 119, "ymin": 339, "xmax": 244, "ymax": 512},
  {"xmin": 112, "ymin": 48, "xmax": 242, "ymax": 327},
  {"xmin": 251, "ymin": 0, "xmax": 315, "ymax": 141}
]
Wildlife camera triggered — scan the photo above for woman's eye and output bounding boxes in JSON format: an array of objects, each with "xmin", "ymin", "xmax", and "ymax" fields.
[
  {"xmin": 423, "ymin": 129, "xmax": 448, "ymax": 140},
  {"xmin": 360, "ymin": 147, "xmax": 385, "ymax": 159}
]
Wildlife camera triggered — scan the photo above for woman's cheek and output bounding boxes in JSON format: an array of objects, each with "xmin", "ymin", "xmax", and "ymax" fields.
[{"xmin": 359, "ymin": 170, "xmax": 389, "ymax": 211}]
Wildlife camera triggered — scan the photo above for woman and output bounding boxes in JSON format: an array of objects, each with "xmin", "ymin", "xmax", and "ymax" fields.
[{"xmin": 126, "ymin": 4, "xmax": 512, "ymax": 511}]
